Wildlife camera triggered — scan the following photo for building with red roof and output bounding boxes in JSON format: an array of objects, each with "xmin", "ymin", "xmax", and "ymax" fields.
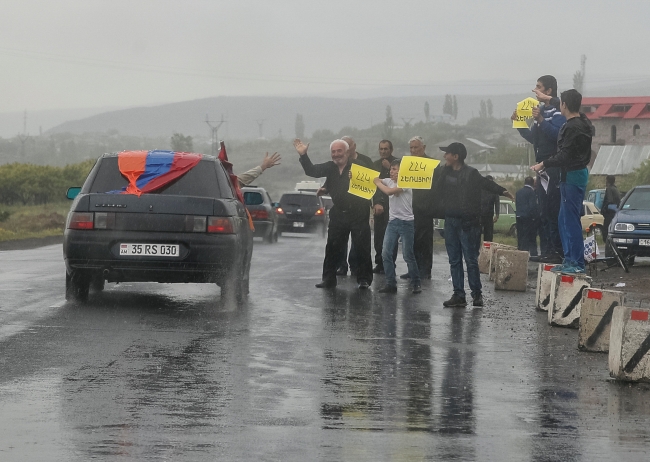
[{"xmin": 582, "ymin": 97, "xmax": 650, "ymax": 150}]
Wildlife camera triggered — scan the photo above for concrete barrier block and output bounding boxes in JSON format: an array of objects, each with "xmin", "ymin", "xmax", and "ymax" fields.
[
  {"xmin": 489, "ymin": 244, "xmax": 516, "ymax": 281},
  {"xmin": 578, "ymin": 289, "xmax": 625, "ymax": 352},
  {"xmin": 535, "ymin": 264, "xmax": 559, "ymax": 312},
  {"xmin": 479, "ymin": 241, "xmax": 493, "ymax": 274},
  {"xmin": 548, "ymin": 273, "xmax": 591, "ymax": 328},
  {"xmin": 494, "ymin": 249, "xmax": 529, "ymax": 291},
  {"xmin": 609, "ymin": 307, "xmax": 650, "ymax": 382}
]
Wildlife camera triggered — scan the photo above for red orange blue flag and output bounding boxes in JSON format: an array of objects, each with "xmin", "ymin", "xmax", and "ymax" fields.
[{"xmin": 115, "ymin": 150, "xmax": 202, "ymax": 196}]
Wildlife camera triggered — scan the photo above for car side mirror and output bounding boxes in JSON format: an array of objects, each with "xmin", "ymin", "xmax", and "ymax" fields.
[
  {"xmin": 607, "ymin": 204, "xmax": 618, "ymax": 212},
  {"xmin": 67, "ymin": 187, "xmax": 81, "ymax": 200}
]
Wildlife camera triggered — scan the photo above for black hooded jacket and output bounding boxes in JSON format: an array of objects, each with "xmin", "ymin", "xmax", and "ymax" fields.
[{"xmin": 543, "ymin": 113, "xmax": 593, "ymax": 179}]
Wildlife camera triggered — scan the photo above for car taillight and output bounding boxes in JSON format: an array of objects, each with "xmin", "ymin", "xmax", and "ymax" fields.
[
  {"xmin": 68, "ymin": 212, "xmax": 94, "ymax": 230},
  {"xmin": 276, "ymin": 207, "xmax": 284, "ymax": 215},
  {"xmin": 315, "ymin": 208, "xmax": 325, "ymax": 216},
  {"xmin": 250, "ymin": 210, "xmax": 269, "ymax": 220},
  {"xmin": 207, "ymin": 217, "xmax": 235, "ymax": 233},
  {"xmin": 186, "ymin": 215, "xmax": 207, "ymax": 232},
  {"xmin": 94, "ymin": 212, "xmax": 116, "ymax": 229}
]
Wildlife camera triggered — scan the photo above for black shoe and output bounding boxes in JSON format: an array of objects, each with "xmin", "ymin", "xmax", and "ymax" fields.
[
  {"xmin": 472, "ymin": 294, "xmax": 483, "ymax": 307},
  {"xmin": 372, "ymin": 265, "xmax": 385, "ymax": 274},
  {"xmin": 315, "ymin": 281, "xmax": 336, "ymax": 289},
  {"xmin": 443, "ymin": 294, "xmax": 467, "ymax": 307},
  {"xmin": 422, "ymin": 273, "xmax": 432, "ymax": 280},
  {"xmin": 378, "ymin": 285, "xmax": 397, "ymax": 293},
  {"xmin": 336, "ymin": 268, "xmax": 347, "ymax": 276},
  {"xmin": 539, "ymin": 254, "xmax": 563, "ymax": 264},
  {"xmin": 529, "ymin": 255, "xmax": 542, "ymax": 262},
  {"xmin": 399, "ymin": 273, "xmax": 411, "ymax": 279},
  {"xmin": 412, "ymin": 284, "xmax": 422, "ymax": 294},
  {"xmin": 358, "ymin": 281, "xmax": 369, "ymax": 290}
]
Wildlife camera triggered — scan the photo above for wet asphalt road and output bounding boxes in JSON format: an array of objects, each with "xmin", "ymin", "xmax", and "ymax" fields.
[{"xmin": 1, "ymin": 235, "xmax": 650, "ymax": 461}]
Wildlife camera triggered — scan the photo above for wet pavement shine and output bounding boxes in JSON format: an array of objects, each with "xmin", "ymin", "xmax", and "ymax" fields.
[{"xmin": 1, "ymin": 237, "xmax": 650, "ymax": 461}]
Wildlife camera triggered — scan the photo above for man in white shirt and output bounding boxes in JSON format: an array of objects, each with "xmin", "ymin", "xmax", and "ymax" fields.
[{"xmin": 373, "ymin": 159, "xmax": 421, "ymax": 294}]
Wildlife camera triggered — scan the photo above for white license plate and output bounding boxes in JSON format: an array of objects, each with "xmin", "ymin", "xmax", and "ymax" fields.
[
  {"xmin": 293, "ymin": 222, "xmax": 305, "ymax": 228},
  {"xmin": 640, "ymin": 239, "xmax": 650, "ymax": 246},
  {"xmin": 119, "ymin": 243, "xmax": 180, "ymax": 257}
]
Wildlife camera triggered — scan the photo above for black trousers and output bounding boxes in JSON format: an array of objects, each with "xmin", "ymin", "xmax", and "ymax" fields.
[
  {"xmin": 373, "ymin": 210, "xmax": 389, "ymax": 266},
  {"xmin": 323, "ymin": 209, "xmax": 373, "ymax": 285},
  {"xmin": 414, "ymin": 213, "xmax": 434, "ymax": 277},
  {"xmin": 480, "ymin": 215, "xmax": 494, "ymax": 242},
  {"xmin": 516, "ymin": 217, "xmax": 538, "ymax": 256}
]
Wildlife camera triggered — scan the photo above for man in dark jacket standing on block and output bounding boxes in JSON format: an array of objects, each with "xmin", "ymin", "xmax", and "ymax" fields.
[
  {"xmin": 434, "ymin": 143, "xmax": 514, "ymax": 307},
  {"xmin": 294, "ymin": 138, "xmax": 373, "ymax": 289},
  {"xmin": 480, "ymin": 175, "xmax": 500, "ymax": 242},
  {"xmin": 532, "ymin": 89, "xmax": 593, "ymax": 274}
]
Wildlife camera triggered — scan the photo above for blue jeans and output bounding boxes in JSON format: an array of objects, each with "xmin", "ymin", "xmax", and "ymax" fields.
[
  {"xmin": 382, "ymin": 218, "xmax": 420, "ymax": 287},
  {"xmin": 444, "ymin": 217, "xmax": 482, "ymax": 298},
  {"xmin": 558, "ymin": 182, "xmax": 586, "ymax": 269}
]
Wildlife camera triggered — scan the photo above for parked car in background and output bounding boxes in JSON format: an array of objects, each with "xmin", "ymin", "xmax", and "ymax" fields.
[
  {"xmin": 435, "ymin": 199, "xmax": 518, "ymax": 238},
  {"xmin": 581, "ymin": 201, "xmax": 604, "ymax": 234},
  {"xmin": 277, "ymin": 191, "xmax": 328, "ymax": 237},
  {"xmin": 64, "ymin": 151, "xmax": 253, "ymax": 303},
  {"xmin": 242, "ymin": 186, "xmax": 278, "ymax": 243},
  {"xmin": 608, "ymin": 185, "xmax": 650, "ymax": 265},
  {"xmin": 587, "ymin": 189, "xmax": 605, "ymax": 211}
]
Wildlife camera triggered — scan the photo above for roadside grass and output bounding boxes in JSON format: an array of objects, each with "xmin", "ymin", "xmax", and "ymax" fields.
[{"xmin": 0, "ymin": 202, "xmax": 71, "ymax": 242}]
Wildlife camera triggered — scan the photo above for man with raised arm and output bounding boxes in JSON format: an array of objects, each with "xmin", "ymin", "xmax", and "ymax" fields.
[{"xmin": 293, "ymin": 138, "xmax": 373, "ymax": 289}]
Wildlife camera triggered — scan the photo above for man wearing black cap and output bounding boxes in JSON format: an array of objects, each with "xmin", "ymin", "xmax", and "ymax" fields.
[{"xmin": 432, "ymin": 142, "xmax": 514, "ymax": 307}]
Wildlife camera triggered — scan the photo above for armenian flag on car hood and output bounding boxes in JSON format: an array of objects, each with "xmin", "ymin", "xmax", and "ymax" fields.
[{"xmin": 113, "ymin": 150, "xmax": 202, "ymax": 196}]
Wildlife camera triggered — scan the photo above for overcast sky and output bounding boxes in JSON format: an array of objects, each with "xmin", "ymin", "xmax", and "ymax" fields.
[{"xmin": 2, "ymin": 0, "xmax": 650, "ymax": 113}]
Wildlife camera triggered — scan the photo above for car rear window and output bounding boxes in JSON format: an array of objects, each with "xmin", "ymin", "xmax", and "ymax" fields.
[
  {"xmin": 623, "ymin": 189, "xmax": 650, "ymax": 210},
  {"xmin": 84, "ymin": 157, "xmax": 233, "ymax": 199},
  {"xmin": 280, "ymin": 194, "xmax": 319, "ymax": 207},
  {"xmin": 244, "ymin": 191, "xmax": 264, "ymax": 205}
]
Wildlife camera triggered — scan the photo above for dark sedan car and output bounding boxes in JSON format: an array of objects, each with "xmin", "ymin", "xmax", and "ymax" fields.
[
  {"xmin": 608, "ymin": 185, "xmax": 650, "ymax": 264},
  {"xmin": 277, "ymin": 191, "xmax": 328, "ymax": 237},
  {"xmin": 64, "ymin": 151, "xmax": 253, "ymax": 302},
  {"xmin": 242, "ymin": 186, "xmax": 279, "ymax": 243}
]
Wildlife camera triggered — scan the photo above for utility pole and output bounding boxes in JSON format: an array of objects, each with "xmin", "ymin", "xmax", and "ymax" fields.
[
  {"xmin": 17, "ymin": 110, "xmax": 29, "ymax": 158},
  {"xmin": 255, "ymin": 119, "xmax": 265, "ymax": 139},
  {"xmin": 205, "ymin": 114, "xmax": 226, "ymax": 155}
]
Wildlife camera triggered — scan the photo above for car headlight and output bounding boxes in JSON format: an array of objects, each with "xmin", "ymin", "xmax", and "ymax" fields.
[{"xmin": 614, "ymin": 223, "xmax": 635, "ymax": 232}]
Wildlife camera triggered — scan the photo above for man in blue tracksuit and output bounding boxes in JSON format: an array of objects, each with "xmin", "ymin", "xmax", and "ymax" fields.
[{"xmin": 512, "ymin": 75, "xmax": 566, "ymax": 263}]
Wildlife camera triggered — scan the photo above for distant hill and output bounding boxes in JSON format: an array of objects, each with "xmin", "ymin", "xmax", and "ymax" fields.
[{"xmin": 46, "ymin": 94, "xmax": 526, "ymax": 140}]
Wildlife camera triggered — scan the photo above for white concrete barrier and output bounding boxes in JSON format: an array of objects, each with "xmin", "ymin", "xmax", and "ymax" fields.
[
  {"xmin": 479, "ymin": 242, "xmax": 493, "ymax": 274},
  {"xmin": 535, "ymin": 264, "xmax": 559, "ymax": 312},
  {"xmin": 548, "ymin": 273, "xmax": 591, "ymax": 328},
  {"xmin": 489, "ymin": 244, "xmax": 517, "ymax": 281},
  {"xmin": 494, "ymin": 249, "xmax": 529, "ymax": 292},
  {"xmin": 578, "ymin": 289, "xmax": 625, "ymax": 352},
  {"xmin": 609, "ymin": 306, "xmax": 650, "ymax": 382}
]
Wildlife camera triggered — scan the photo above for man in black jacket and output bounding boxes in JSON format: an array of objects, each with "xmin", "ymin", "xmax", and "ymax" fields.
[
  {"xmin": 480, "ymin": 175, "xmax": 500, "ymax": 242},
  {"xmin": 516, "ymin": 176, "xmax": 539, "ymax": 256},
  {"xmin": 294, "ymin": 138, "xmax": 373, "ymax": 289},
  {"xmin": 601, "ymin": 175, "xmax": 621, "ymax": 241},
  {"xmin": 532, "ymin": 89, "xmax": 593, "ymax": 273},
  {"xmin": 434, "ymin": 143, "xmax": 514, "ymax": 307},
  {"xmin": 372, "ymin": 140, "xmax": 397, "ymax": 273}
]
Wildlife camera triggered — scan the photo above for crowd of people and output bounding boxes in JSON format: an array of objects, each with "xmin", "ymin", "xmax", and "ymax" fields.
[{"xmin": 289, "ymin": 75, "xmax": 593, "ymax": 305}]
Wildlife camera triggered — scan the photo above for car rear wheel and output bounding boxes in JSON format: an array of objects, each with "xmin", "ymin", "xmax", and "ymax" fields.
[
  {"xmin": 66, "ymin": 271, "xmax": 90, "ymax": 302},
  {"xmin": 220, "ymin": 258, "xmax": 248, "ymax": 304},
  {"xmin": 508, "ymin": 224, "xmax": 517, "ymax": 237},
  {"xmin": 91, "ymin": 274, "xmax": 105, "ymax": 292}
]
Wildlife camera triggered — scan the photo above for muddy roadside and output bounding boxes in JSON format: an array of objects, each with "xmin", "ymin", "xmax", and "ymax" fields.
[{"xmin": 0, "ymin": 235, "xmax": 63, "ymax": 251}]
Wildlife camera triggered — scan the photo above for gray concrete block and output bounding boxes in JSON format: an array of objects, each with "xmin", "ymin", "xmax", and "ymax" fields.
[
  {"xmin": 578, "ymin": 289, "xmax": 625, "ymax": 352},
  {"xmin": 548, "ymin": 273, "xmax": 591, "ymax": 328},
  {"xmin": 494, "ymin": 249, "xmax": 529, "ymax": 291},
  {"xmin": 609, "ymin": 307, "xmax": 650, "ymax": 382},
  {"xmin": 489, "ymin": 244, "xmax": 516, "ymax": 281},
  {"xmin": 535, "ymin": 264, "xmax": 559, "ymax": 312},
  {"xmin": 478, "ymin": 241, "xmax": 493, "ymax": 274}
]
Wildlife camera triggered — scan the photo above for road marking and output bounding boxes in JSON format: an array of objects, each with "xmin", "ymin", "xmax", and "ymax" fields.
[{"xmin": 49, "ymin": 300, "xmax": 66, "ymax": 308}]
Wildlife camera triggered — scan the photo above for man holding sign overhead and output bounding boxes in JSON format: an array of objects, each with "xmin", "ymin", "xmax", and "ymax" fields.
[{"xmin": 294, "ymin": 138, "xmax": 374, "ymax": 289}]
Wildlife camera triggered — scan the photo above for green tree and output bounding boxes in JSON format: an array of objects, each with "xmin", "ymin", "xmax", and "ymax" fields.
[
  {"xmin": 382, "ymin": 105, "xmax": 394, "ymax": 139},
  {"xmin": 170, "ymin": 133, "xmax": 193, "ymax": 152},
  {"xmin": 295, "ymin": 113, "xmax": 305, "ymax": 139},
  {"xmin": 443, "ymin": 95, "xmax": 453, "ymax": 116},
  {"xmin": 487, "ymin": 99, "xmax": 493, "ymax": 118},
  {"xmin": 452, "ymin": 96, "xmax": 458, "ymax": 119},
  {"xmin": 479, "ymin": 100, "xmax": 488, "ymax": 118},
  {"xmin": 424, "ymin": 101, "xmax": 430, "ymax": 122}
]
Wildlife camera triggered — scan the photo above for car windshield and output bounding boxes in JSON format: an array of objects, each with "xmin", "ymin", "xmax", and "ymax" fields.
[
  {"xmin": 243, "ymin": 191, "xmax": 264, "ymax": 206},
  {"xmin": 280, "ymin": 194, "xmax": 319, "ymax": 207},
  {"xmin": 85, "ymin": 157, "xmax": 230, "ymax": 198},
  {"xmin": 622, "ymin": 189, "xmax": 650, "ymax": 210}
]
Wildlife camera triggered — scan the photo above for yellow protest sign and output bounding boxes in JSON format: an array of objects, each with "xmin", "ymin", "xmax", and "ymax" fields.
[
  {"xmin": 512, "ymin": 97, "xmax": 539, "ymax": 129},
  {"xmin": 348, "ymin": 163, "xmax": 379, "ymax": 200},
  {"xmin": 397, "ymin": 156, "xmax": 440, "ymax": 189}
]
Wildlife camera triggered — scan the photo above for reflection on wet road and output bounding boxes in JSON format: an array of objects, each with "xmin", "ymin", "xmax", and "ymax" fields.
[{"xmin": 1, "ymin": 238, "xmax": 650, "ymax": 461}]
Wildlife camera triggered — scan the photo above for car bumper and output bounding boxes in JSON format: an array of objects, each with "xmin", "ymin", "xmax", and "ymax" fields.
[
  {"xmin": 251, "ymin": 220, "xmax": 273, "ymax": 237},
  {"xmin": 64, "ymin": 229, "xmax": 242, "ymax": 283},
  {"xmin": 278, "ymin": 218, "xmax": 325, "ymax": 233},
  {"xmin": 610, "ymin": 233, "xmax": 650, "ymax": 257}
]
